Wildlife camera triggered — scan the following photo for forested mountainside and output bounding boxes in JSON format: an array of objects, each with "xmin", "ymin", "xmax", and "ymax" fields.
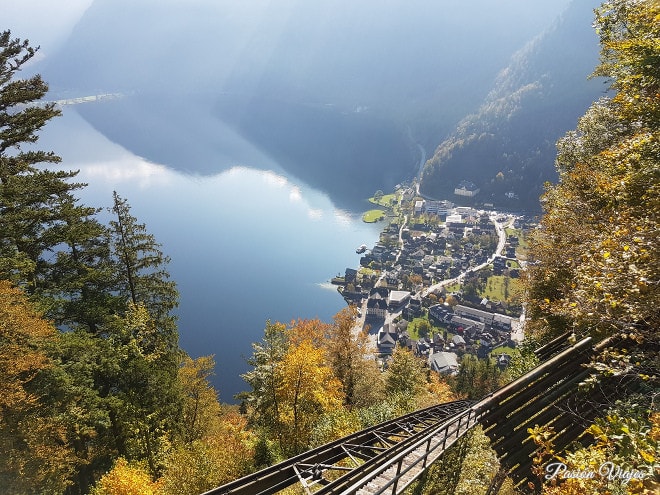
[
  {"xmin": 420, "ymin": 0, "xmax": 603, "ymax": 211},
  {"xmin": 37, "ymin": 0, "xmax": 588, "ymax": 209}
]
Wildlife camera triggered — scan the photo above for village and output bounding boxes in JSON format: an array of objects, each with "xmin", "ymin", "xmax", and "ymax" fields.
[{"xmin": 332, "ymin": 185, "xmax": 539, "ymax": 375}]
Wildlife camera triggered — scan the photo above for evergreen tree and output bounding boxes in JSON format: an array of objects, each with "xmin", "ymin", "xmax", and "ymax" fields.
[
  {"xmin": 0, "ymin": 281, "xmax": 77, "ymax": 494},
  {"xmin": 239, "ymin": 321, "xmax": 288, "ymax": 451},
  {"xmin": 0, "ymin": 31, "xmax": 83, "ymax": 292},
  {"xmin": 109, "ymin": 191, "xmax": 179, "ymax": 352}
]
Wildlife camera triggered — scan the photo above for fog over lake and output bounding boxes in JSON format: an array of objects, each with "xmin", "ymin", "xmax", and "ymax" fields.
[{"xmin": 7, "ymin": 0, "xmax": 587, "ymax": 400}]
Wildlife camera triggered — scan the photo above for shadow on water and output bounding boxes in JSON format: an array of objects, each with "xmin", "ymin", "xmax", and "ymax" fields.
[{"xmin": 75, "ymin": 92, "xmax": 418, "ymax": 211}]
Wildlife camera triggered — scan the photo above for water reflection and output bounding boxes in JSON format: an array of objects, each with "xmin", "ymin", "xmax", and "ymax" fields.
[{"xmin": 41, "ymin": 107, "xmax": 381, "ymax": 401}]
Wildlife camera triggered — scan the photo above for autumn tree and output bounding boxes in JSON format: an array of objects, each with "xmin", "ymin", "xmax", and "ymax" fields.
[
  {"xmin": 177, "ymin": 355, "xmax": 222, "ymax": 444},
  {"xmin": 526, "ymin": 0, "xmax": 659, "ymax": 343},
  {"xmin": 241, "ymin": 318, "xmax": 345, "ymax": 457},
  {"xmin": 277, "ymin": 337, "xmax": 344, "ymax": 455},
  {"xmin": 159, "ymin": 409, "xmax": 255, "ymax": 495},
  {"xmin": 0, "ymin": 281, "xmax": 76, "ymax": 494},
  {"xmin": 384, "ymin": 346, "xmax": 428, "ymax": 413},
  {"xmin": 524, "ymin": 1, "xmax": 659, "ymax": 491},
  {"xmin": 326, "ymin": 306, "xmax": 382, "ymax": 408},
  {"xmin": 90, "ymin": 458, "xmax": 161, "ymax": 495}
]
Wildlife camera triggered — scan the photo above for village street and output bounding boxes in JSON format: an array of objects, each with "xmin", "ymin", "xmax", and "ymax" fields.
[{"xmin": 354, "ymin": 210, "xmax": 518, "ymax": 351}]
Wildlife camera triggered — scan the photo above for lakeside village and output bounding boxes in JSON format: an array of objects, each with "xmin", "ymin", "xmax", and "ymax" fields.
[{"xmin": 331, "ymin": 181, "xmax": 539, "ymax": 375}]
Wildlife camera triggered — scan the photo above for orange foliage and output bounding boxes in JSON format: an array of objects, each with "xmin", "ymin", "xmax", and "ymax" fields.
[{"xmin": 0, "ymin": 280, "xmax": 76, "ymax": 493}]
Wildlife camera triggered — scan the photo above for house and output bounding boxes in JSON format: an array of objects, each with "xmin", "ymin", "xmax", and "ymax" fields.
[
  {"xmin": 377, "ymin": 324, "xmax": 398, "ymax": 354},
  {"xmin": 370, "ymin": 287, "xmax": 390, "ymax": 298},
  {"xmin": 496, "ymin": 353, "xmax": 512, "ymax": 369},
  {"xmin": 429, "ymin": 304, "xmax": 451, "ymax": 323},
  {"xmin": 402, "ymin": 298, "xmax": 423, "ymax": 320},
  {"xmin": 451, "ymin": 334, "xmax": 466, "ymax": 348},
  {"xmin": 388, "ymin": 290, "xmax": 411, "ymax": 310},
  {"xmin": 454, "ymin": 305, "xmax": 495, "ymax": 325},
  {"xmin": 432, "ymin": 332, "xmax": 445, "ymax": 351},
  {"xmin": 402, "ymin": 188, "xmax": 415, "ymax": 201},
  {"xmin": 428, "ymin": 351, "xmax": 459, "ymax": 374},
  {"xmin": 492, "ymin": 313, "xmax": 514, "ymax": 330},
  {"xmin": 447, "ymin": 222, "xmax": 466, "ymax": 235},
  {"xmin": 454, "ymin": 180, "xmax": 480, "ymax": 197},
  {"xmin": 426, "ymin": 200, "xmax": 454, "ymax": 216},
  {"xmin": 450, "ymin": 315, "xmax": 485, "ymax": 334},
  {"xmin": 366, "ymin": 295, "xmax": 388, "ymax": 320}
]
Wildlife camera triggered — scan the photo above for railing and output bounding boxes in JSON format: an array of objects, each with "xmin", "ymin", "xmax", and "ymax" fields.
[
  {"xmin": 202, "ymin": 400, "xmax": 474, "ymax": 495},
  {"xmin": 315, "ymin": 406, "xmax": 482, "ymax": 495},
  {"xmin": 204, "ymin": 335, "xmax": 635, "ymax": 495}
]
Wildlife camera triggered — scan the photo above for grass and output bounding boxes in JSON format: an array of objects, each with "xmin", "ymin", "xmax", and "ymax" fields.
[
  {"xmin": 444, "ymin": 282, "xmax": 462, "ymax": 293},
  {"xmin": 369, "ymin": 194, "xmax": 397, "ymax": 208},
  {"xmin": 505, "ymin": 227, "xmax": 530, "ymax": 256},
  {"xmin": 362, "ymin": 209, "xmax": 386, "ymax": 223},
  {"xmin": 482, "ymin": 275, "xmax": 522, "ymax": 302}
]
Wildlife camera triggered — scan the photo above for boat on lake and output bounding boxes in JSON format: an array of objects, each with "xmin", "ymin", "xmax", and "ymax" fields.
[{"xmin": 356, "ymin": 244, "xmax": 367, "ymax": 254}]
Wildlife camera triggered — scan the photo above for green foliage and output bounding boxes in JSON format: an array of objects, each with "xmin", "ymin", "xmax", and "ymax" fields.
[
  {"xmin": 109, "ymin": 192, "xmax": 179, "ymax": 350},
  {"xmin": 384, "ymin": 346, "xmax": 427, "ymax": 412},
  {"xmin": 523, "ymin": 2, "xmax": 659, "ymax": 492},
  {"xmin": 453, "ymin": 355, "xmax": 506, "ymax": 399}
]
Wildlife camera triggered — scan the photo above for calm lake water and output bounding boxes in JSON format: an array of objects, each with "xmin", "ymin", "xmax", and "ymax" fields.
[{"xmin": 40, "ymin": 108, "xmax": 383, "ymax": 402}]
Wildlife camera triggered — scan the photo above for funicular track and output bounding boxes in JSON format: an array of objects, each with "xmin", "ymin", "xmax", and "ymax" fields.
[
  {"xmin": 205, "ymin": 334, "xmax": 637, "ymax": 495},
  {"xmin": 203, "ymin": 400, "xmax": 474, "ymax": 495}
]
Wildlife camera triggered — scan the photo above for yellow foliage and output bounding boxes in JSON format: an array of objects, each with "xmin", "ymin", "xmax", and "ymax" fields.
[
  {"xmin": 277, "ymin": 339, "xmax": 344, "ymax": 454},
  {"xmin": 159, "ymin": 409, "xmax": 255, "ymax": 495},
  {"xmin": 0, "ymin": 281, "xmax": 77, "ymax": 493},
  {"xmin": 91, "ymin": 458, "xmax": 162, "ymax": 495}
]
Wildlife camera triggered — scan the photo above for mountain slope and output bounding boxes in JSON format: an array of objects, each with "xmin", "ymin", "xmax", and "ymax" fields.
[
  {"xmin": 38, "ymin": 0, "xmax": 586, "ymax": 208},
  {"xmin": 420, "ymin": 0, "xmax": 603, "ymax": 211}
]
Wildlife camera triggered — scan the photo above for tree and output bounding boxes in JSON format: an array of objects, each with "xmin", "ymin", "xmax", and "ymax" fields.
[
  {"xmin": 325, "ymin": 306, "xmax": 379, "ymax": 408},
  {"xmin": 276, "ymin": 338, "xmax": 343, "ymax": 455},
  {"xmin": 90, "ymin": 458, "xmax": 161, "ymax": 495},
  {"xmin": 46, "ymin": 195, "xmax": 123, "ymax": 333},
  {"xmin": 526, "ymin": 0, "xmax": 659, "ymax": 343},
  {"xmin": 159, "ymin": 409, "xmax": 255, "ymax": 495},
  {"xmin": 109, "ymin": 192, "xmax": 179, "ymax": 352},
  {"xmin": 0, "ymin": 32, "xmax": 85, "ymax": 294},
  {"xmin": 102, "ymin": 303, "xmax": 183, "ymax": 476},
  {"xmin": 0, "ymin": 281, "xmax": 76, "ymax": 494},
  {"xmin": 524, "ymin": 1, "xmax": 659, "ymax": 491},
  {"xmin": 454, "ymin": 355, "xmax": 505, "ymax": 399},
  {"xmin": 240, "ymin": 320, "xmax": 288, "ymax": 450},
  {"xmin": 178, "ymin": 355, "xmax": 222, "ymax": 444},
  {"xmin": 384, "ymin": 346, "xmax": 427, "ymax": 412}
]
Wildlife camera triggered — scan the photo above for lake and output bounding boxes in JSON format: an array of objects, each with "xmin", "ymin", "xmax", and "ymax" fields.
[{"xmin": 40, "ymin": 107, "xmax": 385, "ymax": 402}]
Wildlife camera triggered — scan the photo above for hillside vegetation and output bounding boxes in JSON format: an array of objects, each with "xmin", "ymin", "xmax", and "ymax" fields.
[{"xmin": 1, "ymin": 0, "xmax": 657, "ymax": 493}]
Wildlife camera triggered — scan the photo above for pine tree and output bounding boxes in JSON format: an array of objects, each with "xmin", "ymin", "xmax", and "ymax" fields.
[
  {"xmin": 0, "ymin": 31, "xmax": 85, "ymax": 292},
  {"xmin": 109, "ymin": 191, "xmax": 179, "ymax": 352}
]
